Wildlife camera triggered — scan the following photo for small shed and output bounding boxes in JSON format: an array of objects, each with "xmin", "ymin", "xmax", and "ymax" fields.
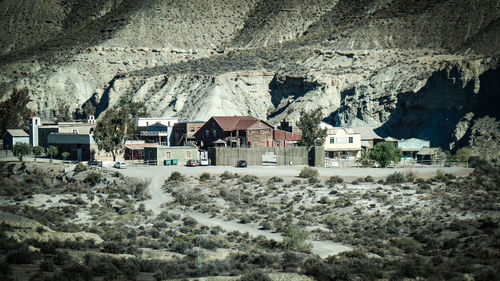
[
  {"xmin": 2, "ymin": 129, "xmax": 29, "ymax": 150},
  {"xmin": 417, "ymin": 147, "xmax": 446, "ymax": 164},
  {"xmin": 398, "ymin": 138, "xmax": 430, "ymax": 160},
  {"xmin": 144, "ymin": 146, "xmax": 199, "ymax": 166}
]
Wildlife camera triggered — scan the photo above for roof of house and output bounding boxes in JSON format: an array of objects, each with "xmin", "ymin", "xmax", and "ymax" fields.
[
  {"xmin": 5, "ymin": 129, "xmax": 29, "ymax": 137},
  {"xmin": 212, "ymin": 116, "xmax": 259, "ymax": 131},
  {"xmin": 353, "ymin": 127, "xmax": 383, "ymax": 140},
  {"xmin": 384, "ymin": 136, "xmax": 399, "ymax": 142},
  {"xmin": 417, "ymin": 147, "xmax": 442, "ymax": 155},
  {"xmin": 361, "ymin": 140, "xmax": 371, "ymax": 147},
  {"xmin": 125, "ymin": 143, "xmax": 158, "ymax": 150}
]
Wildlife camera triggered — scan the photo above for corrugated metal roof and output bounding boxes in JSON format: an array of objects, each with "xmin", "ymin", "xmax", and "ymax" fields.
[
  {"xmin": 213, "ymin": 116, "xmax": 258, "ymax": 131},
  {"xmin": 6, "ymin": 129, "xmax": 29, "ymax": 137}
]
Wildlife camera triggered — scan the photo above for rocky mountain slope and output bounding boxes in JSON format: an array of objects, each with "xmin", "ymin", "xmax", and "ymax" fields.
[{"xmin": 0, "ymin": 0, "xmax": 499, "ymax": 155}]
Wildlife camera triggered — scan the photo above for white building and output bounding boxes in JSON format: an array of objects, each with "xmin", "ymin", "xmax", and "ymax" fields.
[
  {"xmin": 135, "ymin": 117, "xmax": 179, "ymax": 128},
  {"xmin": 135, "ymin": 117, "xmax": 179, "ymax": 146},
  {"xmin": 323, "ymin": 128, "xmax": 362, "ymax": 159}
]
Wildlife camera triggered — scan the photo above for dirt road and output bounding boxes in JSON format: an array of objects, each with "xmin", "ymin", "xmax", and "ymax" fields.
[
  {"xmin": 119, "ymin": 164, "xmax": 472, "ymax": 182},
  {"xmin": 118, "ymin": 164, "xmax": 472, "ymax": 258}
]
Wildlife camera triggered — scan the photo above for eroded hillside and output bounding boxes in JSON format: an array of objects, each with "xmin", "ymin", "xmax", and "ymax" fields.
[{"xmin": 0, "ymin": 0, "xmax": 499, "ymax": 155}]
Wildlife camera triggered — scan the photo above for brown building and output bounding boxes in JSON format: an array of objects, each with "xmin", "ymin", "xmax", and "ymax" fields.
[
  {"xmin": 173, "ymin": 121, "xmax": 205, "ymax": 146},
  {"xmin": 194, "ymin": 116, "xmax": 274, "ymax": 149},
  {"xmin": 273, "ymin": 129, "xmax": 302, "ymax": 147},
  {"xmin": 124, "ymin": 142, "xmax": 158, "ymax": 161}
]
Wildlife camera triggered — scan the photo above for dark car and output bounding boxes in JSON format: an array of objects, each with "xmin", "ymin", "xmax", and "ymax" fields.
[
  {"xmin": 186, "ymin": 159, "xmax": 199, "ymax": 167},
  {"xmin": 87, "ymin": 161, "xmax": 102, "ymax": 167},
  {"xmin": 236, "ymin": 160, "xmax": 247, "ymax": 168}
]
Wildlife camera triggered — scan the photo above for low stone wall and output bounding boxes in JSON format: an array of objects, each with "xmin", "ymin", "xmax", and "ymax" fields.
[{"xmin": 208, "ymin": 146, "xmax": 324, "ymax": 166}]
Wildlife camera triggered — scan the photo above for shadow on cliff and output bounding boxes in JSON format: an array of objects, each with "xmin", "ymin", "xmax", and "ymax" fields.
[
  {"xmin": 268, "ymin": 74, "xmax": 320, "ymax": 119},
  {"xmin": 378, "ymin": 67, "xmax": 500, "ymax": 147}
]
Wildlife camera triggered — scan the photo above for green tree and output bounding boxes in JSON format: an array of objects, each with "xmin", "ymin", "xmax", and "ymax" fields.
[
  {"xmin": 47, "ymin": 145, "xmax": 58, "ymax": 162},
  {"xmin": 93, "ymin": 108, "xmax": 127, "ymax": 162},
  {"xmin": 357, "ymin": 148, "xmax": 371, "ymax": 167},
  {"xmin": 454, "ymin": 147, "xmax": 472, "ymax": 162},
  {"xmin": 13, "ymin": 142, "xmax": 30, "ymax": 161},
  {"xmin": 117, "ymin": 96, "xmax": 149, "ymax": 137},
  {"xmin": 296, "ymin": 107, "xmax": 327, "ymax": 147},
  {"xmin": 61, "ymin": 152, "xmax": 70, "ymax": 161},
  {"xmin": 32, "ymin": 146, "xmax": 43, "ymax": 162},
  {"xmin": 93, "ymin": 98, "xmax": 148, "ymax": 161},
  {"xmin": 0, "ymin": 88, "xmax": 35, "ymax": 135},
  {"xmin": 369, "ymin": 142, "xmax": 402, "ymax": 167}
]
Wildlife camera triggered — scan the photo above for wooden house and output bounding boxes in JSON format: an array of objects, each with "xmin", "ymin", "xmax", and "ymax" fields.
[{"xmin": 194, "ymin": 116, "xmax": 274, "ymax": 149}]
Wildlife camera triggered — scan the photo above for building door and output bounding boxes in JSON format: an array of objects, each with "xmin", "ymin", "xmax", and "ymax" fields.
[{"xmin": 77, "ymin": 148, "xmax": 82, "ymax": 161}]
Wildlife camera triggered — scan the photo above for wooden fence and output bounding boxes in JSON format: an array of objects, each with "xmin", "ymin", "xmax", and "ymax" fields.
[{"xmin": 208, "ymin": 146, "xmax": 325, "ymax": 166}]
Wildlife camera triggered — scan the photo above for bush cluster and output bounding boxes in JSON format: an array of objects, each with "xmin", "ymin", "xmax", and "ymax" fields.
[
  {"xmin": 299, "ymin": 167, "xmax": 319, "ymax": 179},
  {"xmin": 385, "ymin": 172, "xmax": 406, "ymax": 184},
  {"xmin": 84, "ymin": 172, "xmax": 101, "ymax": 186},
  {"xmin": 168, "ymin": 171, "xmax": 185, "ymax": 182},
  {"xmin": 74, "ymin": 163, "xmax": 87, "ymax": 173}
]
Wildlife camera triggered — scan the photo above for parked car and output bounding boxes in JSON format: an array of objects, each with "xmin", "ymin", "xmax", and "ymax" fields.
[
  {"xmin": 199, "ymin": 158, "xmax": 209, "ymax": 166},
  {"xmin": 87, "ymin": 160, "xmax": 101, "ymax": 167},
  {"xmin": 236, "ymin": 160, "xmax": 247, "ymax": 168},
  {"xmin": 186, "ymin": 159, "xmax": 199, "ymax": 167},
  {"xmin": 113, "ymin": 162, "xmax": 127, "ymax": 169}
]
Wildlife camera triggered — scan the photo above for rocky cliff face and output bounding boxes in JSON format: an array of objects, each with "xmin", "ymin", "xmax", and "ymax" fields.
[{"xmin": 1, "ymin": 0, "xmax": 499, "ymax": 157}]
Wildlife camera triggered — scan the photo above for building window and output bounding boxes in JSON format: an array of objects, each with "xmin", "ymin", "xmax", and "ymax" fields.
[
  {"xmin": 190, "ymin": 127, "xmax": 195, "ymax": 132},
  {"xmin": 276, "ymin": 141, "xmax": 280, "ymax": 147},
  {"xmin": 165, "ymin": 152, "xmax": 171, "ymax": 159},
  {"xmin": 337, "ymin": 137, "xmax": 347, "ymax": 144},
  {"xmin": 205, "ymin": 129, "xmax": 209, "ymax": 137},
  {"xmin": 349, "ymin": 137, "xmax": 353, "ymax": 143},
  {"xmin": 212, "ymin": 129, "xmax": 217, "ymax": 138},
  {"xmin": 186, "ymin": 151, "xmax": 191, "ymax": 158},
  {"xmin": 330, "ymin": 137, "xmax": 335, "ymax": 144}
]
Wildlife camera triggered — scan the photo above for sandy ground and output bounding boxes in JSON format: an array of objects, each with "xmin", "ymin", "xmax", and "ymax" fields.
[
  {"xmin": 117, "ymin": 164, "xmax": 473, "ymax": 182},
  {"xmin": 115, "ymin": 164, "xmax": 472, "ymax": 258},
  {"xmin": 0, "ymin": 155, "xmax": 472, "ymax": 258},
  {"xmin": 135, "ymin": 168, "xmax": 353, "ymax": 258}
]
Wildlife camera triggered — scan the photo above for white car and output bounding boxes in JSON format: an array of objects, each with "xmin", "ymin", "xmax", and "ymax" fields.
[
  {"xmin": 114, "ymin": 162, "xmax": 127, "ymax": 169},
  {"xmin": 199, "ymin": 158, "xmax": 209, "ymax": 166}
]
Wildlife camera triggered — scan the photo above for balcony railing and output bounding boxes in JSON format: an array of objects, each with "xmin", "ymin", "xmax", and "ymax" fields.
[{"xmin": 140, "ymin": 131, "xmax": 168, "ymax": 136}]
